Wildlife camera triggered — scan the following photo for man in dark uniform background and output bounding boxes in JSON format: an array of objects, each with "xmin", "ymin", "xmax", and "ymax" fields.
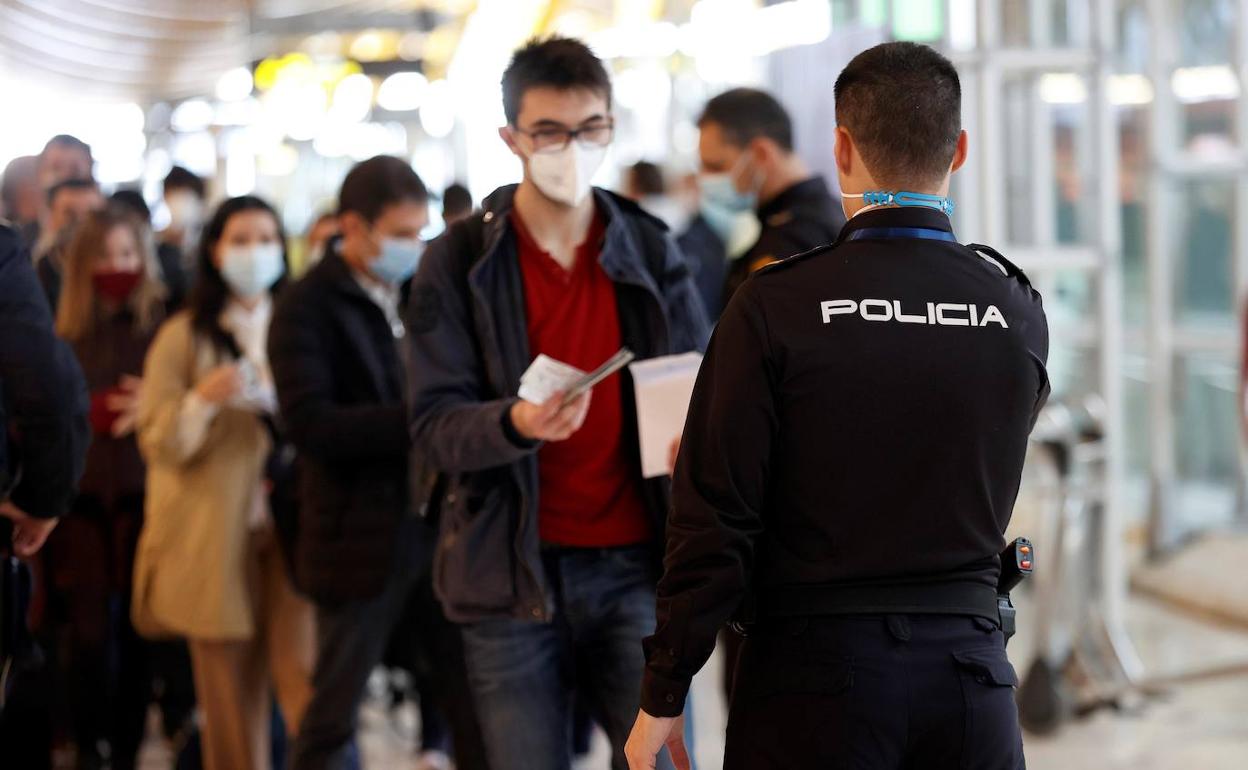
[
  {"xmin": 696, "ymin": 87, "xmax": 845, "ymax": 307},
  {"xmin": 627, "ymin": 42, "xmax": 1048, "ymax": 770}
]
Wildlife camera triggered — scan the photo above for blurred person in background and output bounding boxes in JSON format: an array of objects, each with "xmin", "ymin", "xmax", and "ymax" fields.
[
  {"xmin": 37, "ymin": 135, "xmax": 93, "ymax": 195},
  {"xmin": 441, "ymin": 182, "xmax": 474, "ymax": 227},
  {"xmin": 621, "ymin": 161, "xmax": 692, "ymax": 234},
  {"xmin": 697, "ymin": 88, "xmax": 845, "ymax": 307},
  {"xmin": 406, "ymin": 36, "xmax": 708, "ymax": 770},
  {"xmin": 271, "ymin": 155, "xmax": 487, "ymax": 770},
  {"xmin": 302, "ymin": 211, "xmax": 340, "ymax": 271},
  {"xmin": 111, "ymin": 189, "xmax": 190, "ymax": 309},
  {"xmin": 160, "ymin": 166, "xmax": 208, "ymax": 278},
  {"xmin": 672, "ymin": 172, "xmax": 729, "ymax": 322},
  {"xmin": 36, "ymin": 178, "xmax": 105, "ymax": 309},
  {"xmin": 45, "ymin": 207, "xmax": 169, "ymax": 770},
  {"xmin": 2, "ymin": 155, "xmax": 43, "ymax": 247},
  {"xmin": 131, "ymin": 196, "xmax": 314, "ymax": 770}
]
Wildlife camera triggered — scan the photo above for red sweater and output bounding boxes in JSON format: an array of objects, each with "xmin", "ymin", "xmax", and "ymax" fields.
[{"xmin": 513, "ymin": 209, "xmax": 650, "ymax": 547}]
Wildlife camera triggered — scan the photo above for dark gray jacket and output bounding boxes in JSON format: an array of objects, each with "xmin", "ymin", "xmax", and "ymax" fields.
[{"xmin": 406, "ymin": 185, "xmax": 709, "ymax": 623}]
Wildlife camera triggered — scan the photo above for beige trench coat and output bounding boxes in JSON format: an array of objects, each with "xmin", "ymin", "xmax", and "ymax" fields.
[{"xmin": 131, "ymin": 312, "xmax": 271, "ymax": 640}]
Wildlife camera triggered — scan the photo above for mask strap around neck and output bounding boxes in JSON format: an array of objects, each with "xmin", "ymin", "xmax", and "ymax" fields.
[{"xmin": 841, "ymin": 190, "xmax": 955, "ymax": 217}]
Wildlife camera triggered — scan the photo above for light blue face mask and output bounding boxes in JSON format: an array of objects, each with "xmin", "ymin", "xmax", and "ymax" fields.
[
  {"xmin": 221, "ymin": 242, "xmax": 285, "ymax": 299},
  {"xmin": 698, "ymin": 153, "xmax": 760, "ymax": 219},
  {"xmin": 371, "ymin": 237, "xmax": 425, "ymax": 284}
]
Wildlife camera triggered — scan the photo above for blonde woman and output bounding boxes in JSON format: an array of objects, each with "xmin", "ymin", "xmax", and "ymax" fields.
[
  {"xmin": 132, "ymin": 195, "xmax": 313, "ymax": 770},
  {"xmin": 49, "ymin": 205, "xmax": 167, "ymax": 767}
]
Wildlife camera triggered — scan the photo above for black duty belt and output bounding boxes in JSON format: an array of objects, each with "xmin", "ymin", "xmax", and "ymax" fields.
[{"xmin": 756, "ymin": 581, "xmax": 1000, "ymax": 623}]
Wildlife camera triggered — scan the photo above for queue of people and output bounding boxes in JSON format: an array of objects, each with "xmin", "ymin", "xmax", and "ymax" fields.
[{"xmin": 0, "ymin": 32, "xmax": 883, "ymax": 770}]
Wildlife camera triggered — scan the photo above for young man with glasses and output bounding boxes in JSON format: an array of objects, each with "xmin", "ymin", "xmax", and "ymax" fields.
[{"xmin": 406, "ymin": 36, "xmax": 708, "ymax": 770}]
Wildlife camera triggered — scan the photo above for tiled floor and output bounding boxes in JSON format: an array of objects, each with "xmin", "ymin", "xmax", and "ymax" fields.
[{"xmin": 138, "ymin": 594, "xmax": 1248, "ymax": 769}]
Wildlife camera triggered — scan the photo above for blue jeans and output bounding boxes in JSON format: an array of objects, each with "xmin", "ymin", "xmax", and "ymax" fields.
[{"xmin": 461, "ymin": 545, "xmax": 678, "ymax": 770}]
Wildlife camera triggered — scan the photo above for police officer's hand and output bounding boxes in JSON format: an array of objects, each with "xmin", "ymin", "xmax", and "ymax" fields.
[
  {"xmin": 0, "ymin": 501, "xmax": 59, "ymax": 557},
  {"xmin": 510, "ymin": 391, "xmax": 593, "ymax": 442},
  {"xmin": 625, "ymin": 710, "xmax": 689, "ymax": 770}
]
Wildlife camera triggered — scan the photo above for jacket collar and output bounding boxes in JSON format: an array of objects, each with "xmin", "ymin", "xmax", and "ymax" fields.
[
  {"xmin": 475, "ymin": 184, "xmax": 662, "ymax": 295},
  {"xmin": 835, "ymin": 205, "xmax": 957, "ymax": 245},
  {"xmin": 758, "ymin": 175, "xmax": 833, "ymax": 220}
]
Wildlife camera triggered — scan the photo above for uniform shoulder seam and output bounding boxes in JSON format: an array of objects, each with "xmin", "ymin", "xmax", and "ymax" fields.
[
  {"xmin": 965, "ymin": 243, "xmax": 1034, "ymax": 287},
  {"xmin": 753, "ymin": 241, "xmax": 836, "ymax": 277}
]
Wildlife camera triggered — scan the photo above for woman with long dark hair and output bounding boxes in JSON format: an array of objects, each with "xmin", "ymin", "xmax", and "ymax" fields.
[{"xmin": 131, "ymin": 195, "xmax": 313, "ymax": 770}]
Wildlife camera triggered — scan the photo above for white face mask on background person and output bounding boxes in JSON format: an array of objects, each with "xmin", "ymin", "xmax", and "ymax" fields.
[
  {"xmin": 528, "ymin": 142, "xmax": 607, "ymax": 207},
  {"xmin": 220, "ymin": 242, "xmax": 285, "ymax": 299},
  {"xmin": 166, "ymin": 191, "xmax": 203, "ymax": 230}
]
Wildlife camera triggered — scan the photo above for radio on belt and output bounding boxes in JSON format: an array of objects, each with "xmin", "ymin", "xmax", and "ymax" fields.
[{"xmin": 996, "ymin": 537, "xmax": 1034, "ymax": 646}]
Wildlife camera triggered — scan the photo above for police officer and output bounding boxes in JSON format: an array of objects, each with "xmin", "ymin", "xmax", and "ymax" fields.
[
  {"xmin": 625, "ymin": 42, "xmax": 1049, "ymax": 770},
  {"xmin": 696, "ymin": 87, "xmax": 846, "ymax": 310}
]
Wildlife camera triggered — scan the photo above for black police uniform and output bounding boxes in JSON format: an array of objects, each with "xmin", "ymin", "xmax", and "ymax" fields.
[
  {"xmin": 640, "ymin": 205, "xmax": 1049, "ymax": 769},
  {"xmin": 721, "ymin": 174, "xmax": 846, "ymax": 307}
]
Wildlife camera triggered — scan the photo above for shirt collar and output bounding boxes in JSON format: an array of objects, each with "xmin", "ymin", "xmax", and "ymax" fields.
[{"xmin": 835, "ymin": 205, "xmax": 956, "ymax": 245}]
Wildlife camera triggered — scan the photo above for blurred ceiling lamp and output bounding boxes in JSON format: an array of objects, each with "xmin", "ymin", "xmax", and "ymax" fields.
[
  {"xmin": 420, "ymin": 79, "xmax": 456, "ymax": 138},
  {"xmin": 258, "ymin": 144, "xmax": 300, "ymax": 178},
  {"xmin": 1039, "ymin": 73, "xmax": 1156, "ymax": 106},
  {"xmin": 171, "ymin": 99, "xmax": 215, "ymax": 132},
  {"xmin": 1039, "ymin": 73, "xmax": 1087, "ymax": 104},
  {"xmin": 1172, "ymin": 65, "xmax": 1239, "ymax": 104},
  {"xmin": 378, "ymin": 72, "xmax": 430, "ymax": 112},
  {"xmin": 350, "ymin": 30, "xmax": 398, "ymax": 63},
  {"xmin": 687, "ymin": 0, "xmax": 831, "ymax": 58},
  {"xmin": 303, "ymin": 33, "xmax": 345, "ymax": 59},
  {"xmin": 331, "ymin": 73, "xmax": 375, "ymax": 123},
  {"xmin": 216, "ymin": 67, "xmax": 255, "ymax": 102},
  {"xmin": 589, "ymin": 22, "xmax": 679, "ymax": 59},
  {"xmin": 423, "ymin": 26, "xmax": 462, "ymax": 68},
  {"xmin": 1110, "ymin": 74, "xmax": 1154, "ymax": 106}
]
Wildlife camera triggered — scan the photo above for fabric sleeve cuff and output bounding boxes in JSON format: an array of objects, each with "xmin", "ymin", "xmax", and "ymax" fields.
[
  {"xmin": 640, "ymin": 668, "xmax": 691, "ymax": 718},
  {"xmin": 500, "ymin": 400, "xmax": 542, "ymax": 451}
]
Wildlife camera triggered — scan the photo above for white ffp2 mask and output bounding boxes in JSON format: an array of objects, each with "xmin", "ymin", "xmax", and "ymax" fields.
[{"xmin": 528, "ymin": 143, "xmax": 607, "ymax": 207}]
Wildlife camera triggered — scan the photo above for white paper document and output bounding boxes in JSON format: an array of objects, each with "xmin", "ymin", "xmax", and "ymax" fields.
[
  {"xmin": 518, "ymin": 354, "xmax": 587, "ymax": 405},
  {"xmin": 629, "ymin": 352, "xmax": 704, "ymax": 478}
]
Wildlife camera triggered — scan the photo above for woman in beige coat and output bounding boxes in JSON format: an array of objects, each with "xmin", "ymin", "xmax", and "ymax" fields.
[{"xmin": 133, "ymin": 195, "xmax": 313, "ymax": 770}]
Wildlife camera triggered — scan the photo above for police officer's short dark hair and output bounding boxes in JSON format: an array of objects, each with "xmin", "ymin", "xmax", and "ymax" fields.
[
  {"xmin": 163, "ymin": 166, "xmax": 206, "ymax": 199},
  {"xmin": 502, "ymin": 37, "xmax": 612, "ymax": 126},
  {"xmin": 698, "ymin": 88, "xmax": 794, "ymax": 152},
  {"xmin": 834, "ymin": 42, "xmax": 962, "ymax": 188},
  {"xmin": 339, "ymin": 155, "xmax": 428, "ymax": 223}
]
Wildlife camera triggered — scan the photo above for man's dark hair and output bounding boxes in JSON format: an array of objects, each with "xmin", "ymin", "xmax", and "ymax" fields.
[
  {"xmin": 163, "ymin": 166, "xmax": 206, "ymax": 199},
  {"xmin": 834, "ymin": 42, "xmax": 962, "ymax": 188},
  {"xmin": 46, "ymin": 178, "xmax": 98, "ymax": 206},
  {"xmin": 441, "ymin": 183, "xmax": 473, "ymax": 220},
  {"xmin": 110, "ymin": 189, "xmax": 151, "ymax": 223},
  {"xmin": 338, "ymin": 155, "xmax": 428, "ymax": 223},
  {"xmin": 41, "ymin": 134, "xmax": 92, "ymax": 162},
  {"xmin": 698, "ymin": 88, "xmax": 794, "ymax": 152},
  {"xmin": 501, "ymin": 36, "xmax": 612, "ymax": 126},
  {"xmin": 627, "ymin": 161, "xmax": 665, "ymax": 197}
]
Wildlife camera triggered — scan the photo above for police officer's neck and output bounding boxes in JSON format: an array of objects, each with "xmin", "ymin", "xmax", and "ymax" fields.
[{"xmin": 757, "ymin": 154, "xmax": 811, "ymax": 207}]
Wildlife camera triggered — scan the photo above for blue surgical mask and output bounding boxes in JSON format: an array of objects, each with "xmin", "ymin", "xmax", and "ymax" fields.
[
  {"xmin": 371, "ymin": 237, "xmax": 425, "ymax": 284},
  {"xmin": 220, "ymin": 242, "xmax": 285, "ymax": 299},
  {"xmin": 699, "ymin": 197, "xmax": 742, "ymax": 243}
]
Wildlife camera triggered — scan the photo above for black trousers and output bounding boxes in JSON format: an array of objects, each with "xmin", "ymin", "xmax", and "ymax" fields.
[{"xmin": 724, "ymin": 614, "xmax": 1025, "ymax": 770}]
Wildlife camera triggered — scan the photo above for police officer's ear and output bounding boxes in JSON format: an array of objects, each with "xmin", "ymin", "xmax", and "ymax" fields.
[
  {"xmin": 950, "ymin": 130, "xmax": 969, "ymax": 174},
  {"xmin": 834, "ymin": 126, "xmax": 856, "ymax": 178}
]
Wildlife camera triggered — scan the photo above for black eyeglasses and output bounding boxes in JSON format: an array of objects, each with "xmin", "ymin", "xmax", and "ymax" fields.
[{"xmin": 514, "ymin": 120, "xmax": 615, "ymax": 154}]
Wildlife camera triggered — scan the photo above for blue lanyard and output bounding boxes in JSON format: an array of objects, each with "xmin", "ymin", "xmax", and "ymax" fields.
[{"xmin": 845, "ymin": 227, "xmax": 958, "ymax": 243}]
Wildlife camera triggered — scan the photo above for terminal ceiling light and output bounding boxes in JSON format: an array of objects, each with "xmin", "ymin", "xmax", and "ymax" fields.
[
  {"xmin": 420, "ymin": 79, "xmax": 456, "ymax": 138},
  {"xmin": 378, "ymin": 72, "xmax": 430, "ymax": 111},
  {"xmin": 216, "ymin": 67, "xmax": 255, "ymax": 102},
  {"xmin": 331, "ymin": 73, "xmax": 376, "ymax": 123},
  {"xmin": 1172, "ymin": 65, "xmax": 1239, "ymax": 104},
  {"xmin": 171, "ymin": 99, "xmax": 215, "ymax": 132}
]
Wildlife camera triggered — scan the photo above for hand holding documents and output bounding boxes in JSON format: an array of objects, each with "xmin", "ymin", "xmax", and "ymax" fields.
[
  {"xmin": 518, "ymin": 348, "xmax": 636, "ymax": 407},
  {"xmin": 629, "ymin": 352, "xmax": 704, "ymax": 478}
]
